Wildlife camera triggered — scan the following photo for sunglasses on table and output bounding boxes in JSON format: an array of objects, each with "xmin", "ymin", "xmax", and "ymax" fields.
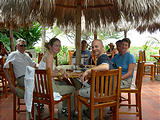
[{"xmin": 19, "ymin": 45, "xmax": 26, "ymax": 47}]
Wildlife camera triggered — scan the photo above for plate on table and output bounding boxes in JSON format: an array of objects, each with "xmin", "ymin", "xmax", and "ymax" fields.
[{"xmin": 73, "ymin": 69, "xmax": 82, "ymax": 73}]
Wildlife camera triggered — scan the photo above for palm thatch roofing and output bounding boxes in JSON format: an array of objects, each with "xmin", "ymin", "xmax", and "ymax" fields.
[
  {"xmin": 0, "ymin": 0, "xmax": 160, "ymax": 32},
  {"xmin": 136, "ymin": 23, "xmax": 160, "ymax": 33}
]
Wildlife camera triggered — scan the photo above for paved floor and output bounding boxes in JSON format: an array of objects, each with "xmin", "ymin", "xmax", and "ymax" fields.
[{"xmin": 0, "ymin": 73, "xmax": 160, "ymax": 120}]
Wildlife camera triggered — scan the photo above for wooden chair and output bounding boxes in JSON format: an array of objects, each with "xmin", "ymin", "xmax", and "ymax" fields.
[
  {"xmin": 119, "ymin": 61, "xmax": 144, "ymax": 120},
  {"xmin": 8, "ymin": 62, "xmax": 26, "ymax": 120},
  {"xmin": 156, "ymin": 50, "xmax": 160, "ymax": 75},
  {"xmin": 91, "ymin": 51, "xmax": 97, "ymax": 65},
  {"xmin": 68, "ymin": 50, "xmax": 74, "ymax": 65},
  {"xmin": 139, "ymin": 50, "xmax": 155, "ymax": 82},
  {"xmin": 0, "ymin": 56, "xmax": 8, "ymax": 98},
  {"xmin": 77, "ymin": 67, "xmax": 122, "ymax": 120},
  {"xmin": 38, "ymin": 52, "xmax": 43, "ymax": 64},
  {"xmin": 38, "ymin": 52, "xmax": 58, "ymax": 66},
  {"xmin": 32, "ymin": 69, "xmax": 71, "ymax": 120}
]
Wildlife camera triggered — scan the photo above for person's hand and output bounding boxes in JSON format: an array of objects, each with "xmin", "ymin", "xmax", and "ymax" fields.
[
  {"xmin": 79, "ymin": 70, "xmax": 89, "ymax": 83},
  {"xmin": 59, "ymin": 69, "xmax": 72, "ymax": 85}
]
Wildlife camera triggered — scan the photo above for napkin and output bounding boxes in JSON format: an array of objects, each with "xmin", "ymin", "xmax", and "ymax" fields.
[{"xmin": 24, "ymin": 66, "xmax": 35, "ymax": 112}]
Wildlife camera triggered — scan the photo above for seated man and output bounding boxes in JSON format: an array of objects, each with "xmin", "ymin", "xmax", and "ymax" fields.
[
  {"xmin": 3, "ymin": 38, "xmax": 37, "ymax": 98},
  {"xmin": 74, "ymin": 39, "xmax": 113, "ymax": 118},
  {"xmin": 72, "ymin": 40, "xmax": 91, "ymax": 65},
  {"xmin": 79, "ymin": 39, "xmax": 113, "ymax": 97},
  {"xmin": 112, "ymin": 38, "xmax": 136, "ymax": 89}
]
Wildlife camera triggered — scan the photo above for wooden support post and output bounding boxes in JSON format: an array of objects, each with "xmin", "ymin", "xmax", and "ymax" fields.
[
  {"xmin": 94, "ymin": 31, "xmax": 97, "ymax": 40},
  {"xmin": 75, "ymin": 0, "xmax": 81, "ymax": 65},
  {"xmin": 9, "ymin": 26, "xmax": 15, "ymax": 51},
  {"xmin": 124, "ymin": 30, "xmax": 127, "ymax": 38},
  {"xmin": 41, "ymin": 25, "xmax": 46, "ymax": 53}
]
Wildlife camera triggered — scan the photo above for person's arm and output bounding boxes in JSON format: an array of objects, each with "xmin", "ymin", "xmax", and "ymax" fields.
[
  {"xmin": 80, "ymin": 64, "xmax": 109, "ymax": 82},
  {"xmin": 46, "ymin": 54, "xmax": 55, "ymax": 77},
  {"xmin": 111, "ymin": 49, "xmax": 118, "ymax": 59},
  {"xmin": 121, "ymin": 63, "xmax": 135, "ymax": 80}
]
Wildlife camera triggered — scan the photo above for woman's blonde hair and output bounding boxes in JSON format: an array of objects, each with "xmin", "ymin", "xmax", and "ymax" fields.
[{"xmin": 44, "ymin": 37, "xmax": 60, "ymax": 50}]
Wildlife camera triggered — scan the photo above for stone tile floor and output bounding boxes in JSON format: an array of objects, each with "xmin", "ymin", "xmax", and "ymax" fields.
[{"xmin": 0, "ymin": 74, "xmax": 160, "ymax": 120}]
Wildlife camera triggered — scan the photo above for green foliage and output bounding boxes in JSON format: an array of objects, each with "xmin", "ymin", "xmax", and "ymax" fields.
[
  {"xmin": 35, "ymin": 47, "xmax": 42, "ymax": 53},
  {"xmin": 98, "ymin": 32, "xmax": 122, "ymax": 41},
  {"xmin": 57, "ymin": 46, "xmax": 69, "ymax": 65},
  {"xmin": 104, "ymin": 45, "xmax": 109, "ymax": 51},
  {"xmin": 142, "ymin": 36, "xmax": 160, "ymax": 50},
  {"xmin": 0, "ymin": 22, "xmax": 42, "ymax": 50},
  {"xmin": 129, "ymin": 46, "xmax": 159, "ymax": 62},
  {"xmin": 0, "ymin": 32, "xmax": 13, "ymax": 51},
  {"xmin": 51, "ymin": 25, "xmax": 64, "ymax": 37},
  {"xmin": 13, "ymin": 22, "xmax": 42, "ymax": 49}
]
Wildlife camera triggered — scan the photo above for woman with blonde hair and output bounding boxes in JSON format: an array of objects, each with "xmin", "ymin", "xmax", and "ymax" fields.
[{"xmin": 38, "ymin": 37, "xmax": 75, "ymax": 116}]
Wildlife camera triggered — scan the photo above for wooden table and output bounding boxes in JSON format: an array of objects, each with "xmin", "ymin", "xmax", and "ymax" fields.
[
  {"xmin": 150, "ymin": 54, "xmax": 160, "ymax": 77},
  {"xmin": 150, "ymin": 54, "xmax": 160, "ymax": 62},
  {"xmin": 57, "ymin": 65, "xmax": 94, "ymax": 78}
]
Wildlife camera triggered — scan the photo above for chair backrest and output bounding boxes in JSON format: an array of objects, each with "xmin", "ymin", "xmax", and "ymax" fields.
[
  {"xmin": 38, "ymin": 53, "xmax": 43, "ymax": 64},
  {"xmin": 0, "ymin": 57, "xmax": 5, "ymax": 76},
  {"xmin": 68, "ymin": 50, "xmax": 74, "ymax": 65},
  {"xmin": 33, "ymin": 69, "xmax": 54, "ymax": 104},
  {"xmin": 90, "ymin": 67, "xmax": 122, "ymax": 105},
  {"xmin": 143, "ymin": 50, "xmax": 146, "ymax": 61},
  {"xmin": 135, "ymin": 60, "xmax": 144, "ymax": 91},
  {"xmin": 9, "ymin": 62, "xmax": 16, "ymax": 85},
  {"xmin": 38, "ymin": 52, "xmax": 58, "ymax": 66},
  {"xmin": 139, "ymin": 50, "xmax": 146, "ymax": 62}
]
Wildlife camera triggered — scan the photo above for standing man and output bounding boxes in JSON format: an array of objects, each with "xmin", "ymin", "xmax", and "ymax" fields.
[
  {"xmin": 72, "ymin": 40, "xmax": 91, "ymax": 65},
  {"xmin": 3, "ymin": 38, "xmax": 37, "ymax": 98}
]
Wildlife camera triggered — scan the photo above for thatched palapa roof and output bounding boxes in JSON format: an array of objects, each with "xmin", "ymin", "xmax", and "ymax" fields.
[{"xmin": 0, "ymin": 0, "xmax": 160, "ymax": 32}]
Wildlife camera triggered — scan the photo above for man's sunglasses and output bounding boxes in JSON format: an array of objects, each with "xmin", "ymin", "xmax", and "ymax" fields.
[{"xmin": 19, "ymin": 45, "xmax": 26, "ymax": 47}]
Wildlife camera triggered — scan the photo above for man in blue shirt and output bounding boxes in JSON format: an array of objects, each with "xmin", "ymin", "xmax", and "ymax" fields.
[
  {"xmin": 112, "ymin": 38, "xmax": 136, "ymax": 89},
  {"xmin": 72, "ymin": 40, "xmax": 91, "ymax": 65}
]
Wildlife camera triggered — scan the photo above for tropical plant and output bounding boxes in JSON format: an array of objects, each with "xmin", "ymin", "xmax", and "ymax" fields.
[
  {"xmin": 13, "ymin": 22, "xmax": 42, "ymax": 49},
  {"xmin": 0, "ymin": 22, "xmax": 42, "ymax": 51},
  {"xmin": 57, "ymin": 46, "xmax": 69, "ymax": 65},
  {"xmin": 142, "ymin": 36, "xmax": 160, "ymax": 50},
  {"xmin": 98, "ymin": 32, "xmax": 122, "ymax": 41},
  {"xmin": 51, "ymin": 25, "xmax": 64, "ymax": 37},
  {"xmin": 0, "ymin": 32, "xmax": 12, "ymax": 51}
]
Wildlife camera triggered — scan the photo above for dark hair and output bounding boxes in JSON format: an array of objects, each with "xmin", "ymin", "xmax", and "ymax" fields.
[
  {"xmin": 0, "ymin": 41, "xmax": 4, "ymax": 49},
  {"xmin": 121, "ymin": 38, "xmax": 131, "ymax": 47},
  {"xmin": 44, "ymin": 37, "xmax": 60, "ymax": 50},
  {"xmin": 115, "ymin": 40, "xmax": 122, "ymax": 46},
  {"xmin": 81, "ymin": 40, "xmax": 87, "ymax": 44}
]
